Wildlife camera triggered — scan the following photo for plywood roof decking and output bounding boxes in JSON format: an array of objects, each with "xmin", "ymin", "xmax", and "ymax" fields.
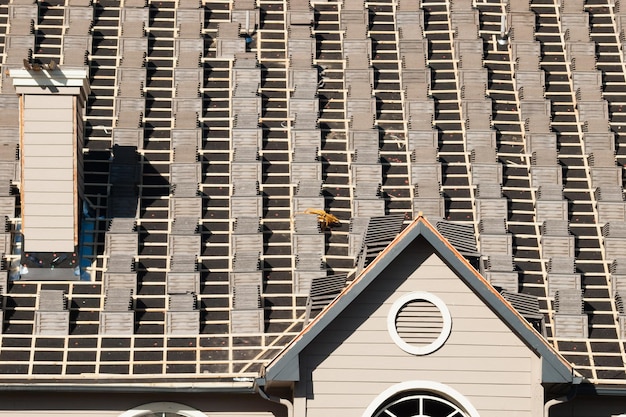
[{"xmin": 0, "ymin": 0, "xmax": 623, "ymax": 385}]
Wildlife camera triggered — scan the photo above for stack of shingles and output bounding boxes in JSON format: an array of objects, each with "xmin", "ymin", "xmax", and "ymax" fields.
[
  {"xmin": 2, "ymin": 0, "xmax": 35, "ymax": 75},
  {"xmin": 343, "ymin": 18, "xmax": 385, "ymax": 262},
  {"xmin": 230, "ymin": 52, "xmax": 261, "ymax": 223},
  {"xmin": 228, "ymin": 45, "xmax": 264, "ymax": 333},
  {"xmin": 616, "ymin": 0, "xmax": 626, "ymax": 43},
  {"xmin": 62, "ymin": 0, "xmax": 93, "ymax": 66},
  {"xmin": 104, "ymin": 2, "xmax": 140, "ymax": 311},
  {"xmin": 231, "ymin": 0, "xmax": 258, "ymax": 40},
  {"xmin": 165, "ymin": 0, "xmax": 204, "ymax": 335},
  {"xmin": 510, "ymin": 0, "xmax": 552, "ymax": 137},
  {"xmin": 291, "ymin": 130, "xmax": 323, "ymax": 212},
  {"xmin": 168, "ymin": 129, "xmax": 202, "ymax": 296},
  {"xmin": 167, "ymin": 195, "xmax": 201, "ymax": 326},
  {"xmin": 510, "ymin": 3, "xmax": 582, "ymax": 332},
  {"xmin": 289, "ymin": 67, "xmax": 321, "ymax": 207},
  {"xmin": 292, "ymin": 213, "xmax": 324, "ymax": 295},
  {"xmin": 604, "ymin": 222, "xmax": 626, "ymax": 288},
  {"xmin": 103, "ymin": 218, "xmax": 137, "ymax": 291},
  {"xmin": 554, "ymin": 286, "xmax": 588, "ymax": 339},
  {"xmin": 168, "ymin": 156, "xmax": 201, "ymax": 304},
  {"xmin": 610, "ymin": 258, "xmax": 626, "ymax": 338},
  {"xmin": 397, "ymin": 2, "xmax": 442, "ymax": 220},
  {"xmin": 168, "ymin": 131, "xmax": 202, "ymax": 334},
  {"xmin": 562, "ymin": 0, "xmax": 607, "ymax": 135},
  {"xmin": 353, "ymin": 214, "xmax": 405, "ymax": 272},
  {"xmin": 542, "ymin": 218, "xmax": 583, "ymax": 338},
  {"xmin": 113, "ymin": 1, "xmax": 148, "ymax": 147},
  {"xmin": 580, "ymin": 1, "xmax": 626, "ymax": 332},
  {"xmin": 216, "ymin": 0, "xmax": 258, "ymax": 60},
  {"xmin": 587, "ymin": 133, "xmax": 626, "ymax": 223},
  {"xmin": 454, "ymin": 3, "xmax": 491, "ymax": 135},
  {"xmin": 166, "ymin": 293, "xmax": 199, "ymax": 335},
  {"xmin": 470, "ymin": 131, "xmax": 514, "ymax": 292},
  {"xmin": 229, "ymin": 188, "xmax": 264, "ymax": 334},
  {"xmin": 341, "ymin": 0, "xmax": 382, "ymax": 219},
  {"xmin": 227, "ymin": 0, "xmax": 258, "ymax": 171},
  {"xmin": 100, "ymin": 287, "xmax": 134, "ymax": 335},
  {"xmin": 528, "ymin": 136, "xmax": 586, "ymax": 337},
  {"xmin": 527, "ymin": 137, "xmax": 583, "ymax": 336},
  {"xmin": 561, "ymin": 0, "xmax": 623, "ymax": 225},
  {"xmin": 291, "ymin": 147, "xmax": 324, "ymax": 293},
  {"xmin": 230, "ymin": 52, "xmax": 261, "ymax": 218},
  {"xmin": 230, "ymin": 216, "xmax": 263, "ymax": 333},
  {"xmin": 450, "ymin": 2, "xmax": 515, "ymax": 291},
  {"xmin": 286, "ymin": 1, "xmax": 325, "ymax": 294},
  {"xmin": 35, "ymin": 289, "xmax": 69, "ymax": 335},
  {"xmin": 175, "ymin": 0, "xmax": 203, "ymax": 67},
  {"xmin": 229, "ymin": 0, "xmax": 260, "ymax": 169},
  {"xmin": 478, "ymin": 216, "xmax": 516, "ymax": 293},
  {"xmin": 216, "ymin": 22, "xmax": 245, "ymax": 59},
  {"xmin": 288, "ymin": 26, "xmax": 318, "ymax": 131},
  {"xmin": 538, "ymin": 182, "xmax": 580, "ymax": 308},
  {"xmin": 349, "ymin": 128, "xmax": 383, "ymax": 218},
  {"xmin": 101, "ymin": 217, "xmax": 137, "ymax": 335},
  {"xmin": 173, "ymin": 0, "xmax": 204, "ymax": 133}
]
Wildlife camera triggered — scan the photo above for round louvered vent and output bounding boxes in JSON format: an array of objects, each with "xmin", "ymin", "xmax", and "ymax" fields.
[{"xmin": 387, "ymin": 292, "xmax": 452, "ymax": 355}]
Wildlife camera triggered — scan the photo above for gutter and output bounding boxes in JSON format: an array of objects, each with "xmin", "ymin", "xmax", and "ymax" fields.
[
  {"xmin": 575, "ymin": 384, "xmax": 626, "ymax": 397},
  {"xmin": 0, "ymin": 380, "xmax": 257, "ymax": 394},
  {"xmin": 256, "ymin": 379, "xmax": 294, "ymax": 417}
]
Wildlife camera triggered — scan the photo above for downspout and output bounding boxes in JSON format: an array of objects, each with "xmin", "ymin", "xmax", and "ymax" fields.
[
  {"xmin": 256, "ymin": 382, "xmax": 294, "ymax": 417},
  {"xmin": 544, "ymin": 380, "xmax": 580, "ymax": 417}
]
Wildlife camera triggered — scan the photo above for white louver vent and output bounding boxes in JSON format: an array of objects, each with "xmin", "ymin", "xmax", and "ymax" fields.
[
  {"xmin": 395, "ymin": 299, "xmax": 443, "ymax": 346},
  {"xmin": 388, "ymin": 292, "xmax": 452, "ymax": 355}
]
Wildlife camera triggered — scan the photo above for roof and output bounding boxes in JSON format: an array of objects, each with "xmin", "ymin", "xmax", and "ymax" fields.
[
  {"xmin": 264, "ymin": 216, "xmax": 574, "ymax": 385},
  {"xmin": 0, "ymin": 0, "xmax": 621, "ymax": 388}
]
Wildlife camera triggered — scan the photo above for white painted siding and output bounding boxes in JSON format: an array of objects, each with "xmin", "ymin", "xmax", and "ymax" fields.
[
  {"xmin": 300, "ymin": 241, "xmax": 544, "ymax": 417},
  {"xmin": 21, "ymin": 94, "xmax": 78, "ymax": 252}
]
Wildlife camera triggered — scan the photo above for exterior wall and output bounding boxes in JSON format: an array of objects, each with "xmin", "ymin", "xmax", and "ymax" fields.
[
  {"xmin": 0, "ymin": 391, "xmax": 286, "ymax": 417},
  {"xmin": 21, "ymin": 94, "xmax": 79, "ymax": 252},
  {"xmin": 298, "ymin": 237, "xmax": 544, "ymax": 417}
]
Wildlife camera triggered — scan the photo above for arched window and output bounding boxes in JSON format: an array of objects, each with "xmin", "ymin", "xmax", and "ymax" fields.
[
  {"xmin": 362, "ymin": 381, "xmax": 480, "ymax": 417},
  {"xmin": 118, "ymin": 402, "xmax": 208, "ymax": 417},
  {"xmin": 139, "ymin": 414, "xmax": 186, "ymax": 417},
  {"xmin": 372, "ymin": 391, "xmax": 469, "ymax": 417}
]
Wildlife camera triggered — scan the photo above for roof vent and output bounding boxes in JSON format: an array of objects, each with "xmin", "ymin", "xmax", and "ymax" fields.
[{"xmin": 387, "ymin": 292, "xmax": 452, "ymax": 355}]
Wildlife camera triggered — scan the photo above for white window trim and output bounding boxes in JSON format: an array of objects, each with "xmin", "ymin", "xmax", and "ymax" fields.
[
  {"xmin": 387, "ymin": 291, "xmax": 452, "ymax": 355},
  {"xmin": 361, "ymin": 380, "xmax": 481, "ymax": 417},
  {"xmin": 118, "ymin": 402, "xmax": 208, "ymax": 417}
]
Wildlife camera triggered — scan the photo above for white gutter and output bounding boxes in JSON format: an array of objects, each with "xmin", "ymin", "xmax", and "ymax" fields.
[{"xmin": 0, "ymin": 380, "xmax": 256, "ymax": 393}]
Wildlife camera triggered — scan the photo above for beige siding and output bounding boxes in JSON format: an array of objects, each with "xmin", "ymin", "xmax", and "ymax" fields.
[
  {"xmin": 300, "ymin": 240, "xmax": 544, "ymax": 417},
  {"xmin": 21, "ymin": 94, "xmax": 78, "ymax": 252}
]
